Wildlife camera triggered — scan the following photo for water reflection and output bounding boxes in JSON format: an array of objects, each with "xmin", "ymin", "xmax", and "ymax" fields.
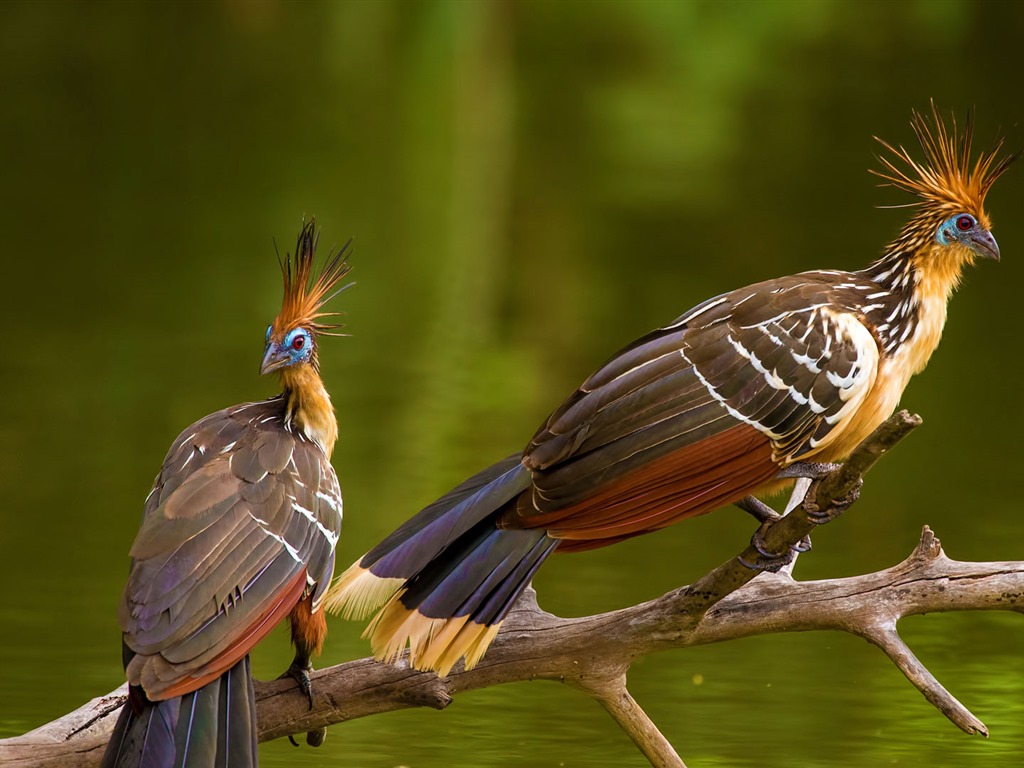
[{"xmin": 2, "ymin": 1, "xmax": 1023, "ymax": 766}]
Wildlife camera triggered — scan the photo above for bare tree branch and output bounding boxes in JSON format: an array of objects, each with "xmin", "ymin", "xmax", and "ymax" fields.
[
  {"xmin": 3, "ymin": 411, "xmax": 1021, "ymax": 768},
  {"xmin": 582, "ymin": 675, "xmax": 686, "ymax": 768},
  {"xmin": 860, "ymin": 621, "xmax": 987, "ymax": 736},
  {"xmin": 683, "ymin": 409, "xmax": 922, "ymax": 618}
]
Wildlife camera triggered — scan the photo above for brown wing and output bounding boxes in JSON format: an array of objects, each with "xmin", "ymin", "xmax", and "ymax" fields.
[
  {"xmin": 508, "ymin": 272, "xmax": 880, "ymax": 547},
  {"xmin": 119, "ymin": 397, "xmax": 343, "ymax": 700}
]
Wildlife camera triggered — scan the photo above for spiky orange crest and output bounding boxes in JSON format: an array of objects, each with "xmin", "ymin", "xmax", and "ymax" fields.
[
  {"xmin": 272, "ymin": 218, "xmax": 353, "ymax": 339},
  {"xmin": 872, "ymin": 101, "xmax": 1016, "ymax": 222}
]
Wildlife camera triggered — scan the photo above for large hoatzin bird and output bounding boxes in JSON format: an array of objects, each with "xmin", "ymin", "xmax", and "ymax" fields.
[
  {"xmin": 326, "ymin": 107, "xmax": 1013, "ymax": 676},
  {"xmin": 102, "ymin": 221, "xmax": 350, "ymax": 768}
]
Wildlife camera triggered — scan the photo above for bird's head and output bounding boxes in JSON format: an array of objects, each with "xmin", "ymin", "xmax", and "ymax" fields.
[
  {"xmin": 260, "ymin": 218, "xmax": 353, "ymax": 378},
  {"xmin": 260, "ymin": 324, "xmax": 316, "ymax": 375},
  {"xmin": 873, "ymin": 102, "xmax": 1015, "ymax": 278},
  {"xmin": 934, "ymin": 211, "xmax": 1000, "ymax": 262}
]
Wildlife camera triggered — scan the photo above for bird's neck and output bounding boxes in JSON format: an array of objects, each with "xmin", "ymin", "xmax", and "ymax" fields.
[
  {"xmin": 280, "ymin": 365, "xmax": 338, "ymax": 457},
  {"xmin": 859, "ymin": 242, "xmax": 966, "ymax": 375}
]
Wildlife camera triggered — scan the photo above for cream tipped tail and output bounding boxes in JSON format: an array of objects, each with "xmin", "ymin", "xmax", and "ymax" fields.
[{"xmin": 322, "ymin": 556, "xmax": 405, "ymax": 620}]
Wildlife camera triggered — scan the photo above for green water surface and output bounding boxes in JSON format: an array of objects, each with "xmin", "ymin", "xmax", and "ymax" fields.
[{"xmin": 2, "ymin": 2, "xmax": 1023, "ymax": 766}]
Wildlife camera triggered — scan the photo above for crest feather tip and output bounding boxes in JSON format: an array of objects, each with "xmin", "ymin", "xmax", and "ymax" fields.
[
  {"xmin": 871, "ymin": 104, "xmax": 1015, "ymax": 215},
  {"xmin": 272, "ymin": 218, "xmax": 354, "ymax": 337}
]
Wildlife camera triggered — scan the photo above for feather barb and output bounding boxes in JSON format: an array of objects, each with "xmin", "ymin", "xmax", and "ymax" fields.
[
  {"xmin": 273, "ymin": 218, "xmax": 354, "ymax": 337},
  {"xmin": 871, "ymin": 100, "xmax": 1017, "ymax": 215}
]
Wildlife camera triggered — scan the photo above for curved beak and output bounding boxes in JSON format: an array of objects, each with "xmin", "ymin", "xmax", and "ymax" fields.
[
  {"xmin": 260, "ymin": 343, "xmax": 289, "ymax": 375},
  {"xmin": 968, "ymin": 229, "xmax": 1001, "ymax": 261}
]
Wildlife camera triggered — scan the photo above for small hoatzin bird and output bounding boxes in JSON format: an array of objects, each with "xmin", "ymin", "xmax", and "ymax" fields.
[
  {"xmin": 102, "ymin": 221, "xmax": 350, "ymax": 768},
  {"xmin": 325, "ymin": 106, "xmax": 1013, "ymax": 677}
]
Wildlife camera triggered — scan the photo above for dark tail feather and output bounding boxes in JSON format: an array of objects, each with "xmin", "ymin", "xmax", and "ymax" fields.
[
  {"xmin": 324, "ymin": 453, "xmax": 554, "ymax": 674},
  {"xmin": 324, "ymin": 454, "xmax": 532, "ymax": 619},
  {"xmin": 101, "ymin": 695, "xmax": 178, "ymax": 768},
  {"xmin": 367, "ymin": 454, "xmax": 530, "ymax": 577},
  {"xmin": 407, "ymin": 523, "xmax": 556, "ymax": 624},
  {"xmin": 101, "ymin": 657, "xmax": 258, "ymax": 768},
  {"xmin": 369, "ymin": 522, "xmax": 558, "ymax": 674},
  {"xmin": 219, "ymin": 656, "xmax": 258, "ymax": 767}
]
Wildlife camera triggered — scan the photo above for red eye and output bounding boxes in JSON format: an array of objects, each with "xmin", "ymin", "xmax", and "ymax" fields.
[
  {"xmin": 956, "ymin": 215, "xmax": 974, "ymax": 231},
  {"xmin": 292, "ymin": 334, "xmax": 305, "ymax": 351}
]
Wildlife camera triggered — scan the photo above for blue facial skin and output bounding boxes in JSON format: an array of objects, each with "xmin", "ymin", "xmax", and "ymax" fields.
[
  {"xmin": 260, "ymin": 327, "xmax": 313, "ymax": 374},
  {"xmin": 935, "ymin": 212, "xmax": 1001, "ymax": 261}
]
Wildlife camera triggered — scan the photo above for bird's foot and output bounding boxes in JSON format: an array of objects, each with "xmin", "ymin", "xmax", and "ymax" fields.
[
  {"xmin": 803, "ymin": 477, "xmax": 863, "ymax": 525},
  {"xmin": 774, "ymin": 461, "xmax": 841, "ymax": 481},
  {"xmin": 288, "ymin": 730, "xmax": 327, "ymax": 748},
  {"xmin": 302, "ymin": 729, "xmax": 327, "ymax": 748},
  {"xmin": 735, "ymin": 493, "xmax": 814, "ymax": 569},
  {"xmin": 280, "ymin": 660, "xmax": 315, "ymax": 708},
  {"xmin": 792, "ymin": 533, "xmax": 812, "ymax": 553},
  {"xmin": 739, "ymin": 523, "xmax": 802, "ymax": 572},
  {"xmin": 280, "ymin": 660, "xmax": 328, "ymax": 748}
]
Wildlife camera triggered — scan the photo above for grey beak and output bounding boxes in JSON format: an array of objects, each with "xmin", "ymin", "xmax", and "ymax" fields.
[
  {"xmin": 969, "ymin": 229, "xmax": 1001, "ymax": 261},
  {"xmin": 260, "ymin": 344, "xmax": 287, "ymax": 375}
]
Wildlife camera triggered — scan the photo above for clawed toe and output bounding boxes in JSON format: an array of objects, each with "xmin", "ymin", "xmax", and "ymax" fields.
[
  {"xmin": 290, "ymin": 728, "xmax": 328, "ymax": 747},
  {"xmin": 279, "ymin": 661, "xmax": 315, "ymax": 709},
  {"xmin": 305, "ymin": 728, "xmax": 327, "ymax": 747},
  {"xmin": 281, "ymin": 661, "xmax": 327, "ymax": 748},
  {"xmin": 805, "ymin": 478, "xmax": 863, "ymax": 525},
  {"xmin": 740, "ymin": 525, "xmax": 797, "ymax": 573},
  {"xmin": 280, "ymin": 655, "xmax": 327, "ymax": 748}
]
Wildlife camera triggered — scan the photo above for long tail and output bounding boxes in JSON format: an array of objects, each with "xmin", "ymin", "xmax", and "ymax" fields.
[
  {"xmin": 324, "ymin": 455, "xmax": 558, "ymax": 676},
  {"xmin": 101, "ymin": 656, "xmax": 258, "ymax": 768}
]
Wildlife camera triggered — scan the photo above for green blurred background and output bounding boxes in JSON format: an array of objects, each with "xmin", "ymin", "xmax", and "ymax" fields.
[{"xmin": 2, "ymin": 1, "xmax": 1023, "ymax": 766}]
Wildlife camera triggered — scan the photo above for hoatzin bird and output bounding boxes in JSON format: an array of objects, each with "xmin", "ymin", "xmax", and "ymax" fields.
[
  {"xmin": 102, "ymin": 221, "xmax": 350, "ymax": 768},
  {"xmin": 325, "ymin": 106, "xmax": 1013, "ymax": 677}
]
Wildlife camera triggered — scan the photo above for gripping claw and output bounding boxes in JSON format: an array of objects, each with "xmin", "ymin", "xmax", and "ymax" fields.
[
  {"xmin": 803, "ymin": 478, "xmax": 863, "ymax": 525},
  {"xmin": 738, "ymin": 524, "xmax": 797, "ymax": 572},
  {"xmin": 280, "ymin": 658, "xmax": 327, "ymax": 748}
]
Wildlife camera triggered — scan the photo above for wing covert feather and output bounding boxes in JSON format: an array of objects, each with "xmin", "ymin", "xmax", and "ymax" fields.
[
  {"xmin": 120, "ymin": 397, "xmax": 343, "ymax": 700},
  {"xmin": 513, "ymin": 273, "xmax": 882, "ymax": 542}
]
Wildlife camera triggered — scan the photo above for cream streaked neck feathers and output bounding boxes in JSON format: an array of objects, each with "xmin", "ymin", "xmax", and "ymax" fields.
[{"xmin": 280, "ymin": 364, "xmax": 338, "ymax": 457}]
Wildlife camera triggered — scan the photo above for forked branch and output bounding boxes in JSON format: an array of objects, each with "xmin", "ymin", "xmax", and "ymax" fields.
[{"xmin": 3, "ymin": 412, "xmax": 1022, "ymax": 768}]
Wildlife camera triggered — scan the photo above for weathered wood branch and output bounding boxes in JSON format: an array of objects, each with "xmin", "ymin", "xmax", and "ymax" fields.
[
  {"xmin": 584, "ymin": 675, "xmax": 687, "ymax": 768},
  {"xmin": 683, "ymin": 410, "xmax": 922, "ymax": 619},
  {"xmin": 4, "ymin": 532, "xmax": 1021, "ymax": 767},
  {"xmin": 4, "ymin": 412, "xmax": 1022, "ymax": 768}
]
